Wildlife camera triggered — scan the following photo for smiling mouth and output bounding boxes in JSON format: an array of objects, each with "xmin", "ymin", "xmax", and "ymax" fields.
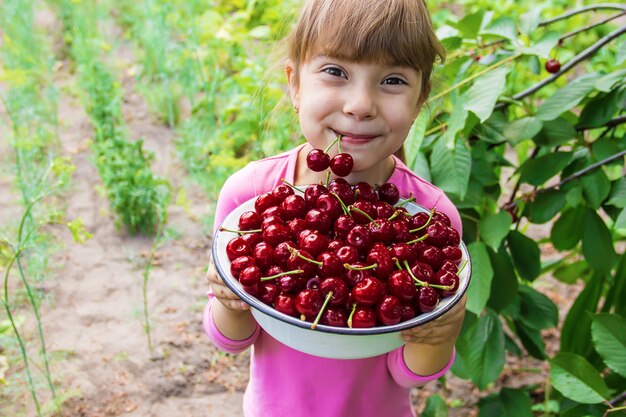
[{"xmin": 333, "ymin": 129, "xmax": 378, "ymax": 141}]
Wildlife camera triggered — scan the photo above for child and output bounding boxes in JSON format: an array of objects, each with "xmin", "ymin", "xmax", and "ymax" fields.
[{"xmin": 204, "ymin": 1, "xmax": 467, "ymax": 416}]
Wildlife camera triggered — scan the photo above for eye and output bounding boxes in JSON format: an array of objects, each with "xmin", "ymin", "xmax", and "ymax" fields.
[
  {"xmin": 323, "ymin": 66, "xmax": 346, "ymax": 78},
  {"xmin": 382, "ymin": 77, "xmax": 407, "ymax": 86}
]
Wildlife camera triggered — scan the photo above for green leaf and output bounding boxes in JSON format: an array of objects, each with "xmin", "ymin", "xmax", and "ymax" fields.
[
  {"xmin": 551, "ymin": 205, "xmax": 586, "ymax": 250},
  {"xmin": 561, "ymin": 404, "xmax": 608, "ymax": 417},
  {"xmin": 487, "ymin": 246, "xmax": 519, "ymax": 312},
  {"xmin": 534, "ymin": 117, "xmax": 578, "ymax": 146},
  {"xmin": 441, "ymin": 36, "xmax": 463, "ymax": 51},
  {"xmin": 617, "ymin": 39, "xmax": 626, "ymax": 65},
  {"xmin": 615, "ymin": 208, "xmax": 626, "ymax": 234},
  {"xmin": 519, "ymin": 152, "xmax": 573, "ymax": 186},
  {"xmin": 443, "ymin": 95, "xmax": 469, "ymax": 148},
  {"xmin": 422, "ymin": 394, "xmax": 449, "ymax": 417},
  {"xmin": 577, "ymin": 90, "xmax": 620, "ymax": 129},
  {"xmin": 466, "ymin": 242, "xmax": 494, "ymax": 315},
  {"xmin": 481, "ymin": 17, "xmax": 517, "ymax": 41},
  {"xmin": 478, "ymin": 388, "xmax": 533, "ymax": 417},
  {"xmin": 561, "ymin": 273, "xmax": 605, "ymax": 356},
  {"xmin": 606, "ymin": 177, "xmax": 626, "ymax": 208},
  {"xmin": 595, "ymin": 69, "xmax": 626, "ymax": 92},
  {"xmin": 455, "ymin": 10, "xmax": 485, "ymax": 39},
  {"xmin": 430, "ymin": 137, "xmax": 472, "ymax": 201},
  {"xmin": 515, "ymin": 319, "xmax": 546, "ymax": 359},
  {"xmin": 550, "ymin": 352, "xmax": 610, "ymax": 404},
  {"xmin": 591, "ymin": 314, "xmax": 626, "ymax": 378},
  {"xmin": 478, "ymin": 211, "xmax": 512, "ymax": 251},
  {"xmin": 464, "ymin": 67, "xmax": 509, "ymax": 123},
  {"xmin": 580, "ymin": 169, "xmax": 611, "ymax": 209},
  {"xmin": 504, "ymin": 117, "xmax": 543, "ymax": 146},
  {"xmin": 527, "ymin": 190, "xmax": 566, "ymax": 224},
  {"xmin": 537, "ymin": 74, "xmax": 600, "ymax": 121},
  {"xmin": 519, "ymin": 285, "xmax": 558, "ymax": 330},
  {"xmin": 553, "ymin": 260, "xmax": 591, "ymax": 284},
  {"xmin": 467, "ymin": 310, "xmax": 506, "ymax": 389},
  {"xmin": 519, "ymin": 31, "xmax": 560, "ymax": 58},
  {"xmin": 519, "ymin": 9, "xmax": 541, "ymax": 37},
  {"xmin": 507, "ymin": 230, "xmax": 540, "ymax": 281},
  {"xmin": 582, "ymin": 209, "xmax": 617, "ymax": 275}
]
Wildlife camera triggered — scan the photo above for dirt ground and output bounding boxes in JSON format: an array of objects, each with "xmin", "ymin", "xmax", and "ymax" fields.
[{"xmin": 0, "ymin": 8, "xmax": 583, "ymax": 417}]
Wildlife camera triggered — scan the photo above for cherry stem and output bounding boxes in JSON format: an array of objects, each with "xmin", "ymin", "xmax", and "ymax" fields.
[
  {"xmin": 403, "ymin": 260, "xmax": 428, "ymax": 287},
  {"xmin": 260, "ymin": 269, "xmax": 304, "ymax": 281},
  {"xmin": 219, "ymin": 226, "xmax": 261, "ymax": 234},
  {"xmin": 395, "ymin": 196, "xmax": 416, "ymax": 208},
  {"xmin": 281, "ymin": 178, "xmax": 304, "ymax": 193},
  {"xmin": 406, "ymin": 234, "xmax": 429, "ymax": 245},
  {"xmin": 311, "ymin": 291, "xmax": 333, "ymax": 330},
  {"xmin": 344, "ymin": 262, "xmax": 377, "ymax": 271},
  {"xmin": 347, "ymin": 302, "xmax": 357, "ymax": 328},
  {"xmin": 323, "ymin": 135, "xmax": 342, "ymax": 154},
  {"xmin": 457, "ymin": 259, "xmax": 468, "ymax": 276},
  {"xmin": 330, "ymin": 191, "xmax": 350, "ymax": 215},
  {"xmin": 409, "ymin": 208, "xmax": 435, "ymax": 233},
  {"xmin": 349, "ymin": 205, "xmax": 379, "ymax": 227},
  {"xmin": 336, "ymin": 134, "xmax": 343, "ymax": 154},
  {"xmin": 392, "ymin": 257, "xmax": 402, "ymax": 270},
  {"xmin": 290, "ymin": 247, "xmax": 322, "ymax": 266},
  {"xmin": 388, "ymin": 209, "xmax": 412, "ymax": 221},
  {"xmin": 324, "ymin": 170, "xmax": 331, "ymax": 188}
]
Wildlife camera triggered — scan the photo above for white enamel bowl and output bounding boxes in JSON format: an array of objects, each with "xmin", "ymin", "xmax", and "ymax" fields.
[{"xmin": 213, "ymin": 191, "xmax": 471, "ymax": 360}]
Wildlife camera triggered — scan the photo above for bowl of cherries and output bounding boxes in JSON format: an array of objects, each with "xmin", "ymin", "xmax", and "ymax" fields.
[{"xmin": 212, "ymin": 141, "xmax": 471, "ymax": 359}]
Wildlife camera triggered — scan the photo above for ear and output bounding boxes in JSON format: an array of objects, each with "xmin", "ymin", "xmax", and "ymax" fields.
[{"xmin": 285, "ymin": 59, "xmax": 300, "ymax": 110}]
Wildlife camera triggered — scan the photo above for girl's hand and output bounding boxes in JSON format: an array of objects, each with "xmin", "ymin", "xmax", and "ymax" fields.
[
  {"xmin": 206, "ymin": 259, "xmax": 250, "ymax": 312},
  {"xmin": 401, "ymin": 295, "xmax": 466, "ymax": 345}
]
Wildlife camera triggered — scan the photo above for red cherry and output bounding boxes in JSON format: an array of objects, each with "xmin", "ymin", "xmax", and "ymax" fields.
[
  {"xmin": 447, "ymin": 227, "xmax": 461, "ymax": 246},
  {"xmin": 369, "ymin": 219, "xmax": 394, "ymax": 244},
  {"xmin": 390, "ymin": 242, "xmax": 417, "ymax": 264},
  {"xmin": 316, "ymin": 252, "xmax": 345, "ymax": 277},
  {"xmin": 440, "ymin": 259, "xmax": 459, "ymax": 274},
  {"xmin": 376, "ymin": 295, "xmax": 402, "ymax": 325},
  {"xmin": 305, "ymin": 208, "xmax": 332, "ymax": 234},
  {"xmin": 295, "ymin": 289, "xmax": 323, "ymax": 320},
  {"xmin": 409, "ymin": 212, "xmax": 431, "ymax": 231},
  {"xmin": 274, "ymin": 293, "xmax": 298, "ymax": 316},
  {"xmin": 287, "ymin": 218, "xmax": 307, "ymax": 236},
  {"xmin": 432, "ymin": 210, "xmax": 451, "ymax": 226},
  {"xmin": 419, "ymin": 245, "xmax": 444, "ymax": 270},
  {"xmin": 280, "ymin": 194, "xmax": 308, "ymax": 220},
  {"xmin": 226, "ymin": 236, "xmax": 251, "ymax": 261},
  {"xmin": 388, "ymin": 270, "xmax": 417, "ymax": 303},
  {"xmin": 262, "ymin": 223, "xmax": 292, "ymax": 247},
  {"xmin": 254, "ymin": 192, "xmax": 279, "ymax": 214},
  {"xmin": 346, "ymin": 225, "xmax": 373, "ymax": 253},
  {"xmin": 377, "ymin": 183, "xmax": 400, "ymax": 205},
  {"xmin": 273, "ymin": 241, "xmax": 295, "ymax": 267},
  {"xmin": 306, "ymin": 148, "xmax": 330, "ymax": 172},
  {"xmin": 241, "ymin": 232, "xmax": 262, "ymax": 249},
  {"xmin": 351, "ymin": 276, "xmax": 385, "ymax": 307},
  {"xmin": 271, "ymin": 183, "xmax": 295, "ymax": 201},
  {"xmin": 304, "ymin": 184, "xmax": 328, "ymax": 206},
  {"xmin": 321, "ymin": 306, "xmax": 348, "ymax": 327},
  {"xmin": 399, "ymin": 303, "xmax": 417, "ymax": 321},
  {"xmin": 350, "ymin": 306, "xmax": 376, "ymax": 328},
  {"xmin": 330, "ymin": 153, "xmax": 354, "ymax": 177},
  {"xmin": 416, "ymin": 286, "xmax": 439, "ymax": 313},
  {"xmin": 353, "ymin": 182, "xmax": 377, "ymax": 202},
  {"xmin": 350, "ymin": 200, "xmax": 376, "ymax": 224},
  {"xmin": 252, "ymin": 241, "xmax": 274, "ymax": 270},
  {"xmin": 344, "ymin": 261, "xmax": 373, "ymax": 287},
  {"xmin": 261, "ymin": 205, "xmax": 285, "ymax": 221},
  {"xmin": 239, "ymin": 265, "xmax": 262, "ymax": 288},
  {"xmin": 258, "ymin": 282, "xmax": 278, "ymax": 305},
  {"xmin": 436, "ymin": 270, "xmax": 459, "ymax": 297},
  {"xmin": 319, "ymin": 277, "xmax": 349, "ymax": 306},
  {"xmin": 336, "ymin": 245, "xmax": 359, "ymax": 264},
  {"xmin": 238, "ymin": 211, "xmax": 262, "ymax": 230},
  {"xmin": 315, "ymin": 193, "xmax": 343, "ymax": 220},
  {"xmin": 299, "ymin": 232, "xmax": 328, "ymax": 258},
  {"xmin": 545, "ymin": 58, "xmax": 561, "ymax": 73},
  {"xmin": 410, "ymin": 261, "xmax": 434, "ymax": 284},
  {"xmin": 286, "ymin": 249, "xmax": 317, "ymax": 278},
  {"xmin": 391, "ymin": 220, "xmax": 411, "ymax": 243},
  {"xmin": 230, "ymin": 256, "xmax": 256, "ymax": 279},
  {"xmin": 373, "ymin": 201, "xmax": 395, "ymax": 220},
  {"xmin": 424, "ymin": 221, "xmax": 449, "ymax": 247},
  {"xmin": 442, "ymin": 245, "xmax": 462, "ymax": 262},
  {"xmin": 328, "ymin": 182, "xmax": 354, "ymax": 206},
  {"xmin": 277, "ymin": 274, "xmax": 306, "ymax": 293},
  {"xmin": 334, "ymin": 214, "xmax": 358, "ymax": 240},
  {"xmin": 366, "ymin": 250, "xmax": 394, "ymax": 279}
]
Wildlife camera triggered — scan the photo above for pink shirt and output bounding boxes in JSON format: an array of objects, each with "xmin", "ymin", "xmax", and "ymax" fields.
[{"xmin": 204, "ymin": 144, "xmax": 462, "ymax": 417}]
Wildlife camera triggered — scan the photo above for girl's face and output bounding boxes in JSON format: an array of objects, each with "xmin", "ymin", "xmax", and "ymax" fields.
[{"xmin": 287, "ymin": 54, "xmax": 423, "ymax": 184}]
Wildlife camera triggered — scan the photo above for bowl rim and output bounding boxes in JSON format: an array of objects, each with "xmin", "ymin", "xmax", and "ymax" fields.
[{"xmin": 212, "ymin": 191, "xmax": 472, "ymax": 336}]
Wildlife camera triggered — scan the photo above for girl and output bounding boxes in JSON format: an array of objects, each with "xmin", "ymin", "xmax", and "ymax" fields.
[{"xmin": 205, "ymin": 1, "xmax": 467, "ymax": 416}]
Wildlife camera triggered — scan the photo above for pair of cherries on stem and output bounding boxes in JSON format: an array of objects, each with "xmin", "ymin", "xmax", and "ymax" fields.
[{"xmin": 306, "ymin": 134, "xmax": 354, "ymax": 177}]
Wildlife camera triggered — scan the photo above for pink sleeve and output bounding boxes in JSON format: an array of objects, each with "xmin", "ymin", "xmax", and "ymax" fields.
[
  {"xmin": 386, "ymin": 346, "xmax": 456, "ymax": 388},
  {"xmin": 203, "ymin": 296, "xmax": 261, "ymax": 354},
  {"xmin": 213, "ymin": 163, "xmax": 258, "ymax": 234}
]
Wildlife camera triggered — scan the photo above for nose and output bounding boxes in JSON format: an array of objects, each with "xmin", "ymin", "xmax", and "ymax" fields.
[{"xmin": 343, "ymin": 85, "xmax": 377, "ymax": 120}]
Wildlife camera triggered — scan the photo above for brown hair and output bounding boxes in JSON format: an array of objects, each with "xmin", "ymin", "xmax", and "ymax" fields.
[{"xmin": 286, "ymin": 0, "xmax": 446, "ymax": 106}]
